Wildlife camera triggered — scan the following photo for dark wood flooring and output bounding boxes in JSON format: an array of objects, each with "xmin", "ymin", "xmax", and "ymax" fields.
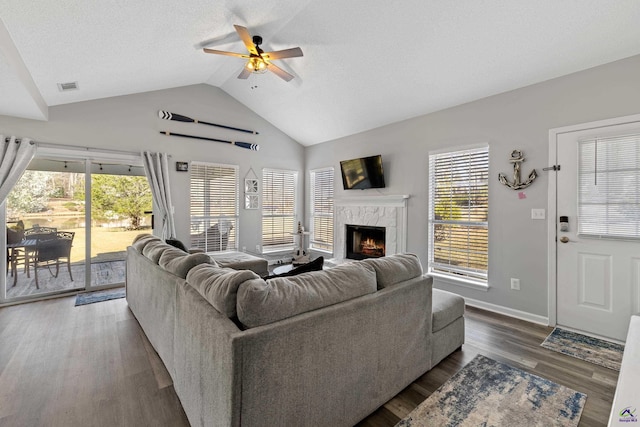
[{"xmin": 0, "ymin": 297, "xmax": 618, "ymax": 426}]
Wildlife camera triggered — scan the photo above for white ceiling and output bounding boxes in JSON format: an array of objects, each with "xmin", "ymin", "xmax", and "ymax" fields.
[{"xmin": 2, "ymin": 1, "xmax": 640, "ymax": 146}]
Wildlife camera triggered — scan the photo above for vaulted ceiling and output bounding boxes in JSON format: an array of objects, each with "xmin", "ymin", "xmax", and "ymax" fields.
[{"xmin": 2, "ymin": 1, "xmax": 640, "ymax": 146}]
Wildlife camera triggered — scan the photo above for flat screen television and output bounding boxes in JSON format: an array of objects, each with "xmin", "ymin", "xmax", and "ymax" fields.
[{"xmin": 340, "ymin": 154, "xmax": 386, "ymax": 190}]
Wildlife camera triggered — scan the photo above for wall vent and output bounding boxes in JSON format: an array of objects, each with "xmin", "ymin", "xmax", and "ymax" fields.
[{"xmin": 57, "ymin": 81, "xmax": 79, "ymax": 92}]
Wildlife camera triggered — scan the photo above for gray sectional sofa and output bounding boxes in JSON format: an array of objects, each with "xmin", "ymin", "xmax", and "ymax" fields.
[{"xmin": 126, "ymin": 234, "xmax": 465, "ymax": 426}]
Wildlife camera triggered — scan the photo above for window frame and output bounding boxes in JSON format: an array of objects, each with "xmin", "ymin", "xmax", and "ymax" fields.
[
  {"xmin": 189, "ymin": 162, "xmax": 239, "ymax": 252},
  {"xmin": 309, "ymin": 167, "xmax": 334, "ymax": 253},
  {"xmin": 261, "ymin": 168, "xmax": 298, "ymax": 253},
  {"xmin": 428, "ymin": 144, "xmax": 489, "ymax": 289}
]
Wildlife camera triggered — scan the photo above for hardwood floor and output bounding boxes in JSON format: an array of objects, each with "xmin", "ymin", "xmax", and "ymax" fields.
[
  {"xmin": 358, "ymin": 306, "xmax": 618, "ymax": 427},
  {"xmin": 0, "ymin": 298, "xmax": 618, "ymax": 426}
]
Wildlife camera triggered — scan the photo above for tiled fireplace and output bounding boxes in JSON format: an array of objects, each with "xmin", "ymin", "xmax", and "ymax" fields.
[{"xmin": 334, "ymin": 195, "xmax": 409, "ymax": 260}]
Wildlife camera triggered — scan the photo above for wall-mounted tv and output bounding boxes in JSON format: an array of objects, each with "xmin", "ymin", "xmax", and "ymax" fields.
[{"xmin": 340, "ymin": 154, "xmax": 386, "ymax": 190}]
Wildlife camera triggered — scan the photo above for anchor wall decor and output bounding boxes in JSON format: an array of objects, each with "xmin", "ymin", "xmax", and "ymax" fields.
[{"xmin": 498, "ymin": 149, "xmax": 537, "ymax": 190}]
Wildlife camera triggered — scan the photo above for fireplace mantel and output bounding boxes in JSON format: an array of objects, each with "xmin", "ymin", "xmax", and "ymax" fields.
[
  {"xmin": 333, "ymin": 195, "xmax": 410, "ymax": 260},
  {"xmin": 333, "ymin": 194, "xmax": 410, "ymax": 207}
]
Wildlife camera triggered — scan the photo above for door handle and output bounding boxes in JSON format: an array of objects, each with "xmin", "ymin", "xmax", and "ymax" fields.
[{"xmin": 559, "ymin": 236, "xmax": 570, "ymax": 243}]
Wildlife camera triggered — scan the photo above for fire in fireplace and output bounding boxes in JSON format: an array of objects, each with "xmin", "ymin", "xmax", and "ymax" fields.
[{"xmin": 346, "ymin": 225, "xmax": 386, "ymax": 260}]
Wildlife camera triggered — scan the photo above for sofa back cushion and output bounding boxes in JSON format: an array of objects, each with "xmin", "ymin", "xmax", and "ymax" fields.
[
  {"xmin": 159, "ymin": 248, "xmax": 216, "ymax": 279},
  {"xmin": 142, "ymin": 240, "xmax": 172, "ymax": 264},
  {"xmin": 237, "ymin": 262, "xmax": 377, "ymax": 328},
  {"xmin": 362, "ymin": 253, "xmax": 423, "ymax": 289},
  {"xmin": 132, "ymin": 233, "xmax": 162, "ymax": 253},
  {"xmin": 186, "ymin": 264, "xmax": 260, "ymax": 318}
]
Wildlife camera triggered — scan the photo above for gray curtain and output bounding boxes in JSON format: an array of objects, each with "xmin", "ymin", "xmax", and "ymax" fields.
[
  {"xmin": 142, "ymin": 151, "xmax": 176, "ymax": 239},
  {"xmin": 0, "ymin": 135, "xmax": 37, "ymax": 204}
]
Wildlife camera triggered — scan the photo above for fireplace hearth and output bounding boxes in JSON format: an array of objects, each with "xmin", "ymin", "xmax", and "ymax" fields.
[{"xmin": 346, "ymin": 225, "xmax": 386, "ymax": 260}]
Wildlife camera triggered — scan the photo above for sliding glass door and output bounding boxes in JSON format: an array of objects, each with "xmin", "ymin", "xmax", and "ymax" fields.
[
  {"xmin": 89, "ymin": 164, "xmax": 152, "ymax": 288},
  {"xmin": 3, "ymin": 150, "xmax": 150, "ymax": 302}
]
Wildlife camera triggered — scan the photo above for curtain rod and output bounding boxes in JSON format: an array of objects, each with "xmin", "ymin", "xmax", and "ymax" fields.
[
  {"xmin": 4, "ymin": 137, "xmax": 36, "ymax": 144},
  {"xmin": 37, "ymin": 141, "xmax": 142, "ymax": 157},
  {"xmin": 5, "ymin": 138, "xmax": 171, "ymax": 158}
]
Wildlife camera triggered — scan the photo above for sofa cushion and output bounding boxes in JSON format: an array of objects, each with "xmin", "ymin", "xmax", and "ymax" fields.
[
  {"xmin": 159, "ymin": 249, "xmax": 215, "ymax": 279},
  {"xmin": 186, "ymin": 264, "xmax": 259, "ymax": 318},
  {"xmin": 432, "ymin": 289, "xmax": 465, "ymax": 332},
  {"xmin": 142, "ymin": 240, "xmax": 171, "ymax": 264},
  {"xmin": 132, "ymin": 234, "xmax": 162, "ymax": 252},
  {"xmin": 237, "ymin": 262, "xmax": 377, "ymax": 328},
  {"xmin": 363, "ymin": 253, "xmax": 423, "ymax": 289}
]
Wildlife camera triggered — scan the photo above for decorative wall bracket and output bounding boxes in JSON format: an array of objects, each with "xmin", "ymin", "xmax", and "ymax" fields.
[{"xmin": 498, "ymin": 149, "xmax": 537, "ymax": 190}]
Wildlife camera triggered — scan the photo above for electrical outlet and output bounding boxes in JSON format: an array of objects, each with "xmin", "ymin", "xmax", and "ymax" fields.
[
  {"xmin": 242, "ymin": 246, "xmax": 246, "ymax": 252},
  {"xmin": 510, "ymin": 278, "xmax": 520, "ymax": 290},
  {"xmin": 531, "ymin": 209, "xmax": 546, "ymax": 220},
  {"xmin": 255, "ymin": 244, "xmax": 260, "ymax": 252}
]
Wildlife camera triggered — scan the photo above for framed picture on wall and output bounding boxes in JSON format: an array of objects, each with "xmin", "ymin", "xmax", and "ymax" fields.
[
  {"xmin": 245, "ymin": 178, "xmax": 259, "ymax": 194},
  {"xmin": 245, "ymin": 194, "xmax": 259, "ymax": 209},
  {"xmin": 176, "ymin": 161, "xmax": 189, "ymax": 172}
]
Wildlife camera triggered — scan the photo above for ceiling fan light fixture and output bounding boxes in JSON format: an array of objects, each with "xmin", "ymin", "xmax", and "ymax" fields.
[{"xmin": 246, "ymin": 57, "xmax": 268, "ymax": 74}]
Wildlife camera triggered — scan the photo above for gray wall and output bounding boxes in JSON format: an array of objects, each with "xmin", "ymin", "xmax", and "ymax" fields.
[
  {"xmin": 305, "ymin": 54, "xmax": 640, "ymax": 318},
  {"xmin": 0, "ymin": 84, "xmax": 305, "ymax": 253}
]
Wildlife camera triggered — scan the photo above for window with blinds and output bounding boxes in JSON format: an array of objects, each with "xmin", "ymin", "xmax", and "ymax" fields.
[
  {"xmin": 310, "ymin": 167, "xmax": 334, "ymax": 252},
  {"xmin": 428, "ymin": 146, "xmax": 489, "ymax": 283},
  {"xmin": 262, "ymin": 168, "xmax": 298, "ymax": 251},
  {"xmin": 190, "ymin": 162, "xmax": 238, "ymax": 252},
  {"xmin": 578, "ymin": 133, "xmax": 640, "ymax": 239}
]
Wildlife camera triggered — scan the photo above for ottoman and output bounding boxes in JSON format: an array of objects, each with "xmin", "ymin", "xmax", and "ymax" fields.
[{"xmin": 208, "ymin": 251, "xmax": 269, "ymax": 277}]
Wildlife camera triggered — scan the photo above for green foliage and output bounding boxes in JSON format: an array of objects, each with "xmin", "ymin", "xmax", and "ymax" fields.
[
  {"xmin": 91, "ymin": 175, "xmax": 152, "ymax": 230},
  {"xmin": 63, "ymin": 201, "xmax": 80, "ymax": 211},
  {"xmin": 6, "ymin": 171, "xmax": 53, "ymax": 216}
]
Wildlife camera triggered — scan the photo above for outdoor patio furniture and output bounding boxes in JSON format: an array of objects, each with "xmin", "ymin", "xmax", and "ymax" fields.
[
  {"xmin": 190, "ymin": 222, "xmax": 233, "ymax": 252},
  {"xmin": 31, "ymin": 231, "xmax": 75, "ymax": 288}
]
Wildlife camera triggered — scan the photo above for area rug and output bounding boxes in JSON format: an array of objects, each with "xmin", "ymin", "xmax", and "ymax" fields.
[
  {"xmin": 396, "ymin": 354, "xmax": 586, "ymax": 427},
  {"xmin": 74, "ymin": 288, "xmax": 126, "ymax": 306},
  {"xmin": 540, "ymin": 327, "xmax": 624, "ymax": 371}
]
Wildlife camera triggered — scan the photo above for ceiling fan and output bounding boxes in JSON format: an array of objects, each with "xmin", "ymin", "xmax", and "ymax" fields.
[{"xmin": 203, "ymin": 25, "xmax": 303, "ymax": 82}]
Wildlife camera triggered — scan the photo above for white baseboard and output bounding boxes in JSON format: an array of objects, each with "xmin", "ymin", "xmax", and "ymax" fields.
[{"xmin": 464, "ymin": 297, "xmax": 549, "ymax": 326}]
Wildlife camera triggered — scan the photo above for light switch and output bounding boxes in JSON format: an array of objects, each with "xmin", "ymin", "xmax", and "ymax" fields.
[{"xmin": 531, "ymin": 209, "xmax": 546, "ymax": 220}]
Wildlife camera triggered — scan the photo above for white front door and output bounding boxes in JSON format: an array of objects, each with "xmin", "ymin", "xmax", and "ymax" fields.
[{"xmin": 556, "ymin": 120, "xmax": 640, "ymax": 341}]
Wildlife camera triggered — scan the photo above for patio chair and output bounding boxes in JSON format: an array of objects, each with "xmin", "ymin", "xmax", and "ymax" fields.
[
  {"xmin": 6, "ymin": 221, "xmax": 25, "ymax": 286},
  {"xmin": 31, "ymin": 230, "xmax": 73, "ymax": 289},
  {"xmin": 190, "ymin": 222, "xmax": 233, "ymax": 252}
]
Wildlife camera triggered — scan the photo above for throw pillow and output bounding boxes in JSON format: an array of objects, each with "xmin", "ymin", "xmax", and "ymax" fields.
[
  {"xmin": 263, "ymin": 256, "xmax": 324, "ymax": 280},
  {"xmin": 165, "ymin": 238, "xmax": 188, "ymax": 253}
]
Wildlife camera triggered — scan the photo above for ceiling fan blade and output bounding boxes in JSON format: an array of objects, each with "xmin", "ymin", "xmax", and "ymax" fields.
[
  {"xmin": 203, "ymin": 48, "xmax": 249, "ymax": 59},
  {"xmin": 233, "ymin": 24, "xmax": 258, "ymax": 55},
  {"xmin": 237, "ymin": 67, "xmax": 252, "ymax": 79},
  {"xmin": 263, "ymin": 47, "xmax": 303, "ymax": 60},
  {"xmin": 266, "ymin": 62, "xmax": 295, "ymax": 82}
]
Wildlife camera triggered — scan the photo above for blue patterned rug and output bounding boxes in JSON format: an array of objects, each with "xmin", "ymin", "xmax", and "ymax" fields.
[
  {"xmin": 541, "ymin": 327, "xmax": 624, "ymax": 371},
  {"xmin": 396, "ymin": 354, "xmax": 586, "ymax": 427},
  {"xmin": 74, "ymin": 288, "xmax": 126, "ymax": 306}
]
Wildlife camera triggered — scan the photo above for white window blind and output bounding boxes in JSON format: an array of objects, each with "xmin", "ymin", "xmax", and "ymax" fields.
[
  {"xmin": 578, "ymin": 134, "xmax": 640, "ymax": 239},
  {"xmin": 310, "ymin": 167, "xmax": 334, "ymax": 252},
  {"xmin": 190, "ymin": 162, "xmax": 238, "ymax": 252},
  {"xmin": 262, "ymin": 168, "xmax": 297, "ymax": 250},
  {"xmin": 428, "ymin": 146, "xmax": 489, "ymax": 282}
]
